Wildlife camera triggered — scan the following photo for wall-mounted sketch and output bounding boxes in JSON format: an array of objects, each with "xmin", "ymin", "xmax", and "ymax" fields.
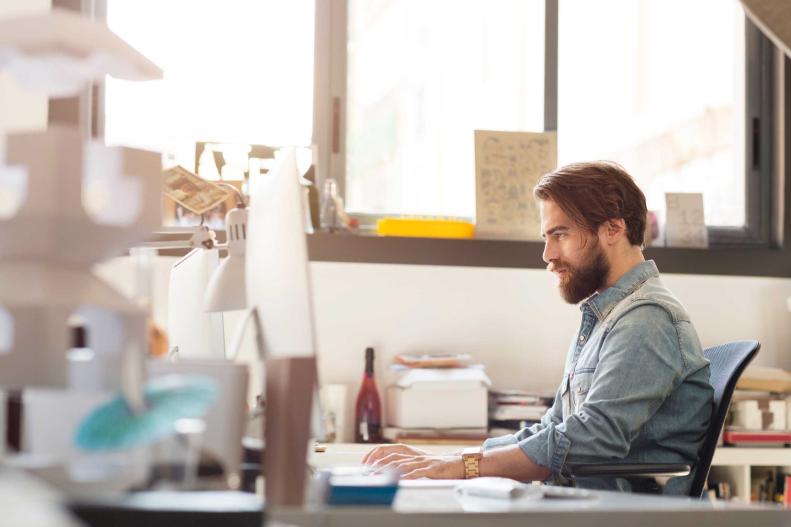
[{"xmin": 474, "ymin": 130, "xmax": 557, "ymax": 240}]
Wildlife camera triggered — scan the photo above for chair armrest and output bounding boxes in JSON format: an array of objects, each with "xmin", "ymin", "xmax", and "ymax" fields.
[{"xmin": 565, "ymin": 463, "xmax": 691, "ymax": 479}]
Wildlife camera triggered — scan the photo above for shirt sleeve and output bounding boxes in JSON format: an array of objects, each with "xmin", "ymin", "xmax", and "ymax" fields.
[
  {"xmin": 482, "ymin": 378, "xmax": 565, "ymax": 450},
  {"xmin": 514, "ymin": 304, "xmax": 685, "ymax": 474}
]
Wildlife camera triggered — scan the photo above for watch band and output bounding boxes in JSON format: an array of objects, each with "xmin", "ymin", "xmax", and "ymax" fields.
[{"xmin": 461, "ymin": 448, "xmax": 483, "ymax": 479}]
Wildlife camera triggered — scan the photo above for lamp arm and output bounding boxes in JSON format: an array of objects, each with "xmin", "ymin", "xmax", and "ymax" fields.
[
  {"xmin": 142, "ymin": 240, "xmax": 200, "ymax": 250},
  {"xmin": 215, "ymin": 182, "xmax": 247, "ymax": 209},
  {"xmin": 142, "ymin": 226, "xmax": 217, "ymax": 251}
]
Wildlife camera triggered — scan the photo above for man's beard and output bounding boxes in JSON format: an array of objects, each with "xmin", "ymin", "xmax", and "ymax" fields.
[{"xmin": 556, "ymin": 242, "xmax": 610, "ymax": 304}]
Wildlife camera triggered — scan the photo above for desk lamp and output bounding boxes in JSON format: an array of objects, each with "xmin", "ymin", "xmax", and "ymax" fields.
[
  {"xmin": 144, "ymin": 178, "xmax": 248, "ymax": 315},
  {"xmin": 204, "ymin": 185, "xmax": 248, "ymax": 313},
  {"xmin": 142, "ymin": 177, "xmax": 248, "ymax": 361}
]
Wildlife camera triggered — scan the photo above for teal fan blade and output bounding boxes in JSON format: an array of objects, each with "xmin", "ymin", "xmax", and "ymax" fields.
[{"xmin": 75, "ymin": 374, "xmax": 217, "ymax": 451}]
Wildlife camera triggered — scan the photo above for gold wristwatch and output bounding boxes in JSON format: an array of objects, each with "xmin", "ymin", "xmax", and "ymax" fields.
[{"xmin": 461, "ymin": 447, "xmax": 483, "ymax": 479}]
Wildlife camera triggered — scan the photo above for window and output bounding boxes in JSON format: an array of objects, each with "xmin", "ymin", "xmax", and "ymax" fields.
[
  {"xmin": 322, "ymin": 0, "xmax": 774, "ymax": 247},
  {"xmin": 559, "ymin": 0, "xmax": 753, "ymax": 240},
  {"xmin": 343, "ymin": 0, "xmax": 545, "ymax": 218},
  {"xmin": 103, "ymin": 0, "xmax": 315, "ymax": 172}
]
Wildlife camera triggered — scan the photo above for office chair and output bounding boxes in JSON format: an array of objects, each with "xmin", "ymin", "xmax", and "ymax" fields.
[{"xmin": 565, "ymin": 340, "xmax": 760, "ymax": 497}]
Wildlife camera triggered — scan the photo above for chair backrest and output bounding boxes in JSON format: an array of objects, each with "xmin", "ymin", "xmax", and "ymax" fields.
[{"xmin": 689, "ymin": 340, "xmax": 760, "ymax": 497}]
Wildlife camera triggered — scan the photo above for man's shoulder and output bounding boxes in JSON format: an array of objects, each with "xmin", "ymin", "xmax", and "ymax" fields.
[{"xmin": 610, "ymin": 275, "xmax": 691, "ymax": 325}]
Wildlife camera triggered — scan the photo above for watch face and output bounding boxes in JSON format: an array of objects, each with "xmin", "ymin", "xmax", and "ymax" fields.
[{"xmin": 462, "ymin": 447, "xmax": 482, "ymax": 459}]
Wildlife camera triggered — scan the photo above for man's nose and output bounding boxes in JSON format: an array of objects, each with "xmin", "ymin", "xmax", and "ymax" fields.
[{"xmin": 542, "ymin": 240, "xmax": 555, "ymax": 265}]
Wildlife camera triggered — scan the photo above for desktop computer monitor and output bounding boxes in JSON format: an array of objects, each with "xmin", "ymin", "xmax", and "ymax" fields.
[
  {"xmin": 167, "ymin": 248, "xmax": 226, "ymax": 359},
  {"xmin": 245, "ymin": 156, "xmax": 317, "ymax": 358},
  {"xmin": 245, "ymin": 148, "xmax": 318, "ymax": 507}
]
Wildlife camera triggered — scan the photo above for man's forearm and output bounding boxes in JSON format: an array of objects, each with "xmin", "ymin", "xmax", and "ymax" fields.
[{"xmin": 479, "ymin": 444, "xmax": 552, "ymax": 482}]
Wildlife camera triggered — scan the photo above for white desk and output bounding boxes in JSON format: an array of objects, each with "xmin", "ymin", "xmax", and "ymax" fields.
[{"xmin": 269, "ymin": 443, "xmax": 791, "ymax": 527}]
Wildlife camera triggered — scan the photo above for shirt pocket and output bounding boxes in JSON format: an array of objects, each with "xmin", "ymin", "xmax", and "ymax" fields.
[
  {"xmin": 570, "ymin": 369, "xmax": 595, "ymax": 413},
  {"xmin": 560, "ymin": 374, "xmax": 571, "ymax": 419}
]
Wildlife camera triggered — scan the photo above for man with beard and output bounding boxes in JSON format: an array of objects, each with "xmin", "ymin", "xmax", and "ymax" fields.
[{"xmin": 363, "ymin": 161, "xmax": 713, "ymax": 495}]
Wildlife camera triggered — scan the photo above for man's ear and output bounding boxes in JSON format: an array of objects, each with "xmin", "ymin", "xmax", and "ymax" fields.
[{"xmin": 602, "ymin": 218, "xmax": 626, "ymax": 244}]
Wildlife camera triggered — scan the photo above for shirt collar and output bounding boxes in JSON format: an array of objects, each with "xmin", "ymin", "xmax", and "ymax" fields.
[{"xmin": 581, "ymin": 260, "xmax": 659, "ymax": 321}]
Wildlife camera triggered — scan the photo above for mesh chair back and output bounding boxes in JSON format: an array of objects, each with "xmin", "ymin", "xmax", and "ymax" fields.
[{"xmin": 689, "ymin": 340, "xmax": 760, "ymax": 497}]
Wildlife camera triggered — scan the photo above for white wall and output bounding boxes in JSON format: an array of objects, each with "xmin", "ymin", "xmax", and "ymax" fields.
[
  {"xmin": 97, "ymin": 256, "xmax": 791, "ymax": 440},
  {"xmin": 310, "ymin": 262, "xmax": 791, "ymax": 438},
  {"xmin": 311, "ymin": 262, "xmax": 791, "ymax": 386}
]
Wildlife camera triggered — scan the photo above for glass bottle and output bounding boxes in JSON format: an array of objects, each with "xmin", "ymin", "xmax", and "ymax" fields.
[
  {"xmin": 354, "ymin": 347, "xmax": 383, "ymax": 443},
  {"xmin": 320, "ymin": 178, "xmax": 340, "ymax": 232}
]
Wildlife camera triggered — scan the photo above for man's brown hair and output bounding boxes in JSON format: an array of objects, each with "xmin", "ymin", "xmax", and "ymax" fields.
[{"xmin": 534, "ymin": 161, "xmax": 647, "ymax": 246}]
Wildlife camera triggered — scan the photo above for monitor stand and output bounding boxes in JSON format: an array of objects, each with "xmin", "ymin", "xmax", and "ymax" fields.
[{"xmin": 263, "ymin": 356, "xmax": 317, "ymax": 507}]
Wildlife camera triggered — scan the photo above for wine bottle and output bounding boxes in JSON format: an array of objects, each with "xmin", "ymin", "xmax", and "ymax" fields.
[{"xmin": 354, "ymin": 347, "xmax": 383, "ymax": 443}]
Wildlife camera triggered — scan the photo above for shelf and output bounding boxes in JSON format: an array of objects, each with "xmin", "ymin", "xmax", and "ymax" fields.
[
  {"xmin": 710, "ymin": 447, "xmax": 791, "ymax": 502},
  {"xmin": 712, "ymin": 447, "xmax": 791, "ymax": 466}
]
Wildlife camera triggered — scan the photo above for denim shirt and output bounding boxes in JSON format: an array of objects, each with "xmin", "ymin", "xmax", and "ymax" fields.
[{"xmin": 483, "ymin": 260, "xmax": 713, "ymax": 495}]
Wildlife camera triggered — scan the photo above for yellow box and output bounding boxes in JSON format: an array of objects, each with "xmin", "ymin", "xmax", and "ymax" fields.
[{"xmin": 376, "ymin": 218, "xmax": 475, "ymax": 239}]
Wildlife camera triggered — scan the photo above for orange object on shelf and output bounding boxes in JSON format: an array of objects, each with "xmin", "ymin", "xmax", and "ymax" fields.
[
  {"xmin": 394, "ymin": 353, "xmax": 472, "ymax": 368},
  {"xmin": 376, "ymin": 217, "xmax": 474, "ymax": 239}
]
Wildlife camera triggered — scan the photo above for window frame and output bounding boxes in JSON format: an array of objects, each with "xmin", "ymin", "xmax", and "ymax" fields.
[
  {"xmin": 308, "ymin": 50, "xmax": 791, "ymax": 278},
  {"xmin": 67, "ymin": 0, "xmax": 791, "ymax": 277},
  {"xmin": 314, "ymin": 0, "xmax": 777, "ymax": 248},
  {"xmin": 711, "ymin": 17, "xmax": 775, "ymax": 248}
]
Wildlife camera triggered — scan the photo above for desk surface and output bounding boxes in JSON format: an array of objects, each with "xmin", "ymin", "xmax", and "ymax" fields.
[{"xmin": 272, "ymin": 443, "xmax": 791, "ymax": 527}]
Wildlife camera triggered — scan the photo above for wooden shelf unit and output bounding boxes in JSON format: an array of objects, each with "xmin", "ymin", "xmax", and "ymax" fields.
[{"xmin": 710, "ymin": 447, "xmax": 791, "ymax": 502}]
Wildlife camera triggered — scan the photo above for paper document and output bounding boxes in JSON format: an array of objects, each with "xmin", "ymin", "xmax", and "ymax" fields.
[
  {"xmin": 394, "ymin": 367, "xmax": 492, "ymax": 389},
  {"xmin": 664, "ymin": 192, "xmax": 707, "ymax": 248},
  {"xmin": 163, "ymin": 166, "xmax": 234, "ymax": 214},
  {"xmin": 474, "ymin": 130, "xmax": 557, "ymax": 240}
]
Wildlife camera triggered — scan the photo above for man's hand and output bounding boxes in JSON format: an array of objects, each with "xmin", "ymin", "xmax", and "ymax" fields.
[
  {"xmin": 370, "ymin": 453, "xmax": 464, "ymax": 479},
  {"xmin": 362, "ymin": 443, "xmax": 465, "ymax": 479},
  {"xmin": 361, "ymin": 443, "xmax": 429, "ymax": 466}
]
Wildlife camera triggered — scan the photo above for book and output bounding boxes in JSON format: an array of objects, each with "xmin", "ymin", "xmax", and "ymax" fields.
[
  {"xmin": 392, "ymin": 436, "xmax": 486, "ymax": 446},
  {"xmin": 489, "ymin": 389, "xmax": 555, "ymax": 406},
  {"xmin": 393, "ymin": 353, "xmax": 473, "ymax": 369},
  {"xmin": 383, "ymin": 426, "xmax": 488, "ymax": 439},
  {"xmin": 491, "ymin": 405, "xmax": 548, "ymax": 421},
  {"xmin": 723, "ymin": 429, "xmax": 791, "ymax": 447},
  {"xmin": 383, "ymin": 426, "xmax": 488, "ymax": 445}
]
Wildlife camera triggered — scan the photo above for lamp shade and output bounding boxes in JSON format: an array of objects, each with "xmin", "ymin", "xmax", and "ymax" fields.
[
  {"xmin": 204, "ymin": 207, "xmax": 247, "ymax": 312},
  {"xmin": 204, "ymin": 253, "xmax": 246, "ymax": 312}
]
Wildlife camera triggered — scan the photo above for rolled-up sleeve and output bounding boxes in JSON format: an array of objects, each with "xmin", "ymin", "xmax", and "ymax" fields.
[
  {"xmin": 483, "ymin": 378, "xmax": 565, "ymax": 451},
  {"xmin": 509, "ymin": 305, "xmax": 684, "ymax": 474}
]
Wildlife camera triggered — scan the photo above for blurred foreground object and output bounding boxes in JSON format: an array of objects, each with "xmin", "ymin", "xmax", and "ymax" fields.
[{"xmin": 0, "ymin": 8, "xmax": 161, "ymax": 97}]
